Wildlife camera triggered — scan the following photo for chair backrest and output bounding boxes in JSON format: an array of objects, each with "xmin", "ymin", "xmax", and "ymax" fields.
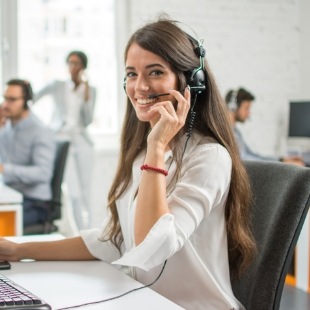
[
  {"xmin": 231, "ymin": 160, "xmax": 310, "ymax": 310},
  {"xmin": 23, "ymin": 139, "xmax": 70, "ymax": 235},
  {"xmin": 50, "ymin": 139, "xmax": 70, "ymax": 220}
]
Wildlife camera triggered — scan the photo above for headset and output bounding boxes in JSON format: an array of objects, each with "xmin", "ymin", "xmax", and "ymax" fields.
[
  {"xmin": 185, "ymin": 34, "xmax": 207, "ymax": 96},
  {"xmin": 123, "ymin": 77, "xmax": 127, "ymax": 93},
  {"xmin": 227, "ymin": 88, "xmax": 239, "ymax": 112},
  {"xmin": 182, "ymin": 34, "xmax": 207, "ymax": 142},
  {"xmin": 21, "ymin": 80, "xmax": 33, "ymax": 110}
]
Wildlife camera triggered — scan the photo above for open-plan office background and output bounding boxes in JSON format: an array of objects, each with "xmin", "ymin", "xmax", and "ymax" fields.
[{"xmin": 0, "ymin": 0, "xmax": 309, "ymax": 229}]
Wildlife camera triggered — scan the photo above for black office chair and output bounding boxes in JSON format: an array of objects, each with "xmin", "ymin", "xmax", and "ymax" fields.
[
  {"xmin": 231, "ymin": 160, "xmax": 310, "ymax": 310},
  {"xmin": 23, "ymin": 140, "xmax": 70, "ymax": 235}
]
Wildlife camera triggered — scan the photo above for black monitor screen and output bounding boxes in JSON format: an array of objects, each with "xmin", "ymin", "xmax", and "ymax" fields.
[{"xmin": 288, "ymin": 101, "xmax": 310, "ymax": 137}]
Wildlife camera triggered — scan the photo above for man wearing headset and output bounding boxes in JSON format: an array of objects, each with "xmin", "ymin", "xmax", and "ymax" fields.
[
  {"xmin": 0, "ymin": 79, "xmax": 56, "ymax": 228},
  {"xmin": 225, "ymin": 87, "xmax": 304, "ymax": 165}
]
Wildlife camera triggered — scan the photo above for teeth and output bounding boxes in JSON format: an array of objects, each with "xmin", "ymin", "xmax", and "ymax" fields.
[{"xmin": 137, "ymin": 98, "xmax": 156, "ymax": 105}]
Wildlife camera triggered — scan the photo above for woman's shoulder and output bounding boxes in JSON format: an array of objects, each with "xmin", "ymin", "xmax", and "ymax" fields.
[
  {"xmin": 41, "ymin": 80, "xmax": 65, "ymax": 90},
  {"xmin": 179, "ymin": 132, "xmax": 232, "ymax": 185},
  {"xmin": 182, "ymin": 132, "xmax": 232, "ymax": 169},
  {"xmin": 192, "ymin": 132, "xmax": 229, "ymax": 154}
]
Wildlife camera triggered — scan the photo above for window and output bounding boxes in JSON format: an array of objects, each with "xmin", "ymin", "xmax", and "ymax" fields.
[
  {"xmin": 17, "ymin": 0, "xmax": 118, "ymax": 135},
  {"xmin": 0, "ymin": 14, "xmax": 2, "ymax": 90}
]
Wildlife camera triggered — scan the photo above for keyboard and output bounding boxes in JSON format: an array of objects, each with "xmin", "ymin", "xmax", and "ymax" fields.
[{"xmin": 0, "ymin": 274, "xmax": 51, "ymax": 310}]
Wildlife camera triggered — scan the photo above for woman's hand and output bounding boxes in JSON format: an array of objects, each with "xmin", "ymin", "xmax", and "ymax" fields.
[
  {"xmin": 78, "ymin": 70, "xmax": 90, "ymax": 102},
  {"xmin": 147, "ymin": 87, "xmax": 191, "ymax": 151},
  {"xmin": 78, "ymin": 69, "xmax": 88, "ymax": 83},
  {"xmin": 282, "ymin": 156, "xmax": 305, "ymax": 166},
  {"xmin": 0, "ymin": 238, "xmax": 20, "ymax": 261}
]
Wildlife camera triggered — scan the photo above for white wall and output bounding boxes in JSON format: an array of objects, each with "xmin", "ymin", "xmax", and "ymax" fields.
[
  {"xmin": 119, "ymin": 0, "xmax": 307, "ymax": 157},
  {"xmin": 300, "ymin": 0, "xmax": 310, "ymax": 99}
]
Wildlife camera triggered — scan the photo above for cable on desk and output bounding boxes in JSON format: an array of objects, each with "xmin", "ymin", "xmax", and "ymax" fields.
[{"xmin": 55, "ymin": 260, "xmax": 167, "ymax": 310}]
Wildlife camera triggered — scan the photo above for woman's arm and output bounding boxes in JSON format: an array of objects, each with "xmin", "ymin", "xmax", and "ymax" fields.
[
  {"xmin": 0, "ymin": 236, "xmax": 96, "ymax": 262},
  {"xmin": 80, "ymin": 85, "xmax": 96, "ymax": 127},
  {"xmin": 134, "ymin": 88, "xmax": 191, "ymax": 245},
  {"xmin": 33, "ymin": 81, "xmax": 56, "ymax": 103}
]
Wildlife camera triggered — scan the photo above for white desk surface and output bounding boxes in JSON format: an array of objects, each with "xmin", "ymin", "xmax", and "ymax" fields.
[
  {"xmin": 2, "ymin": 235, "xmax": 184, "ymax": 310},
  {"xmin": 0, "ymin": 183, "xmax": 22, "ymax": 204}
]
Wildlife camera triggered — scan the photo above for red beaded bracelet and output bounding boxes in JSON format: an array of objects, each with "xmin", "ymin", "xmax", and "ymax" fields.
[{"xmin": 140, "ymin": 164, "xmax": 168, "ymax": 176}]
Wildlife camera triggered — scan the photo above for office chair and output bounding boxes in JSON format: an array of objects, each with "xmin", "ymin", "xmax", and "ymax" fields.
[
  {"xmin": 23, "ymin": 140, "xmax": 70, "ymax": 235},
  {"xmin": 231, "ymin": 160, "xmax": 310, "ymax": 310}
]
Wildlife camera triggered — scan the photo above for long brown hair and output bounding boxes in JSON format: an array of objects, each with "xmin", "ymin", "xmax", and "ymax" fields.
[{"xmin": 105, "ymin": 17, "xmax": 256, "ymax": 277}]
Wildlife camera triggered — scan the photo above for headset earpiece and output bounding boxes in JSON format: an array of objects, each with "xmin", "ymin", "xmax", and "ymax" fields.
[
  {"xmin": 187, "ymin": 69, "xmax": 206, "ymax": 94},
  {"xmin": 185, "ymin": 35, "xmax": 207, "ymax": 95},
  {"xmin": 123, "ymin": 77, "xmax": 127, "ymax": 94},
  {"xmin": 22, "ymin": 80, "xmax": 33, "ymax": 110},
  {"xmin": 227, "ymin": 89, "xmax": 239, "ymax": 112}
]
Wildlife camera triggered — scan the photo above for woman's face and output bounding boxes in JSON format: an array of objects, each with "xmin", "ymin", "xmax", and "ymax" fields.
[
  {"xmin": 125, "ymin": 43, "xmax": 178, "ymax": 125},
  {"xmin": 67, "ymin": 54, "xmax": 84, "ymax": 78}
]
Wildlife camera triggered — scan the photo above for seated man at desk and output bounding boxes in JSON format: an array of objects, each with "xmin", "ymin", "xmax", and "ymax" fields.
[
  {"xmin": 0, "ymin": 79, "xmax": 56, "ymax": 228},
  {"xmin": 225, "ymin": 87, "xmax": 304, "ymax": 165}
]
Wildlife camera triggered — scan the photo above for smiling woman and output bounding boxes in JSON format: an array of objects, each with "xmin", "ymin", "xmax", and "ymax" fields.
[
  {"xmin": 102, "ymin": 17, "xmax": 256, "ymax": 310},
  {"xmin": 0, "ymin": 17, "xmax": 256, "ymax": 310}
]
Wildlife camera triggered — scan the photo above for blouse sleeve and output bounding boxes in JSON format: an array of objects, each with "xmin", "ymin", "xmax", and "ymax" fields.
[
  {"xmin": 80, "ymin": 218, "xmax": 122, "ymax": 263},
  {"xmin": 33, "ymin": 81, "xmax": 56, "ymax": 103},
  {"xmin": 80, "ymin": 86, "xmax": 96, "ymax": 127},
  {"xmin": 112, "ymin": 144, "xmax": 232, "ymax": 271}
]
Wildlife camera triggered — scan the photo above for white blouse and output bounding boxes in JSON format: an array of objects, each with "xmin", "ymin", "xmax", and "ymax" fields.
[
  {"xmin": 63, "ymin": 81, "xmax": 85, "ymax": 133},
  {"xmin": 81, "ymin": 132, "xmax": 245, "ymax": 310}
]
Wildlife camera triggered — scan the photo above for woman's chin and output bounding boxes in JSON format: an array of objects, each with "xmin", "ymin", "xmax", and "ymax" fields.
[{"xmin": 137, "ymin": 113, "xmax": 160, "ymax": 126}]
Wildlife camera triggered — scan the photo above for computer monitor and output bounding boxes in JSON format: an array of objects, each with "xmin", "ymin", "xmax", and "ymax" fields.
[{"xmin": 288, "ymin": 101, "xmax": 310, "ymax": 138}]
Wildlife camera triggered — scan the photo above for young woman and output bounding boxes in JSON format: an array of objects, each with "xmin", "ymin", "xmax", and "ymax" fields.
[
  {"xmin": 0, "ymin": 18, "xmax": 256, "ymax": 310},
  {"xmin": 33, "ymin": 51, "xmax": 97, "ymax": 230}
]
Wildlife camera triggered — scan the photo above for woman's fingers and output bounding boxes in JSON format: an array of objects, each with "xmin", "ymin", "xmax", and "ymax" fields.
[
  {"xmin": 148, "ymin": 87, "xmax": 191, "ymax": 126},
  {"xmin": 146, "ymin": 87, "xmax": 192, "ymax": 147},
  {"xmin": 171, "ymin": 87, "xmax": 191, "ymax": 127}
]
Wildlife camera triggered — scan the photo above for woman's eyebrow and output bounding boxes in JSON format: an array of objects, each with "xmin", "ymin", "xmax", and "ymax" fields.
[
  {"xmin": 125, "ymin": 63, "xmax": 166, "ymax": 71},
  {"xmin": 145, "ymin": 63, "xmax": 165, "ymax": 69}
]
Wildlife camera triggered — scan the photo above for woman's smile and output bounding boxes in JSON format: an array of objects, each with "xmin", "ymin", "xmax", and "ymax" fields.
[{"xmin": 136, "ymin": 97, "xmax": 157, "ymax": 105}]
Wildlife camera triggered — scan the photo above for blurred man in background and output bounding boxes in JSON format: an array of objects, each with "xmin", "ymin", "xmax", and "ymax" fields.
[
  {"xmin": 0, "ymin": 79, "xmax": 56, "ymax": 228},
  {"xmin": 225, "ymin": 87, "xmax": 304, "ymax": 166}
]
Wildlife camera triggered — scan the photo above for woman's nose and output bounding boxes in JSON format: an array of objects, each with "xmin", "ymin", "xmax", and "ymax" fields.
[{"xmin": 134, "ymin": 76, "xmax": 149, "ymax": 93}]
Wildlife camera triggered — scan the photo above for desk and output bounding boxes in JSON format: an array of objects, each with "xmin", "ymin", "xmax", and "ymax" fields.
[
  {"xmin": 2, "ymin": 235, "xmax": 184, "ymax": 310},
  {"xmin": 0, "ymin": 184, "xmax": 23, "ymax": 236}
]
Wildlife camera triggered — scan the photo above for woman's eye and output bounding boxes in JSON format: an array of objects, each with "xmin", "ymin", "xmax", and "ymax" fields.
[
  {"xmin": 126, "ymin": 72, "xmax": 136, "ymax": 78},
  {"xmin": 150, "ymin": 70, "xmax": 163, "ymax": 76}
]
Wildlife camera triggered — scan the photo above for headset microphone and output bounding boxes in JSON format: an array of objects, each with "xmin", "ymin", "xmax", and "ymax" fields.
[{"xmin": 148, "ymin": 93, "xmax": 170, "ymax": 99}]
